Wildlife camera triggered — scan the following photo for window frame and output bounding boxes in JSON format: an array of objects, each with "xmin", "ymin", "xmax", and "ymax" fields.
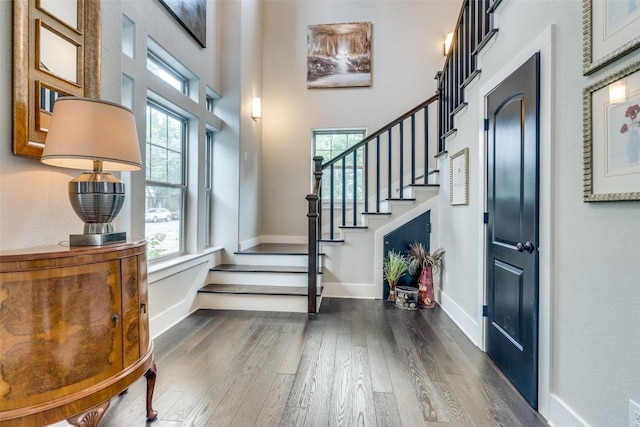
[
  {"xmin": 144, "ymin": 100, "xmax": 188, "ymax": 260},
  {"xmin": 313, "ymin": 128, "xmax": 367, "ymax": 203}
]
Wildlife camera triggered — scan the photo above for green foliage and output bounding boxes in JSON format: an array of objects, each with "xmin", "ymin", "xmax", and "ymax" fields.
[
  {"xmin": 147, "ymin": 232, "xmax": 167, "ymax": 258},
  {"xmin": 383, "ymin": 250, "xmax": 409, "ymax": 284}
]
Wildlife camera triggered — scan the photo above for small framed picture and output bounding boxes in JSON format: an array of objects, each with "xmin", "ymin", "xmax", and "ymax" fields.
[
  {"xmin": 450, "ymin": 147, "xmax": 469, "ymax": 205},
  {"xmin": 583, "ymin": 0, "xmax": 640, "ymax": 75},
  {"xmin": 584, "ymin": 59, "xmax": 640, "ymax": 201}
]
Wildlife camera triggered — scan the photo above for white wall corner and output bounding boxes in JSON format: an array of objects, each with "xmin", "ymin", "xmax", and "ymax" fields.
[
  {"xmin": 548, "ymin": 395, "xmax": 590, "ymax": 427},
  {"xmin": 439, "ymin": 290, "xmax": 482, "ymax": 347}
]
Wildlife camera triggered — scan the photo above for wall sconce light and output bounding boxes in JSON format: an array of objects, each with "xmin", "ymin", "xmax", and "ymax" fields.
[
  {"xmin": 251, "ymin": 97, "xmax": 262, "ymax": 121},
  {"xmin": 609, "ymin": 80, "xmax": 627, "ymax": 104},
  {"xmin": 444, "ymin": 32, "xmax": 454, "ymax": 56},
  {"xmin": 41, "ymin": 97, "xmax": 142, "ymax": 246}
]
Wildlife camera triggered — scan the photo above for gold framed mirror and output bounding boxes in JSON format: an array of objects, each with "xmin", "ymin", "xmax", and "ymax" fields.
[{"xmin": 13, "ymin": 0, "xmax": 101, "ymax": 158}]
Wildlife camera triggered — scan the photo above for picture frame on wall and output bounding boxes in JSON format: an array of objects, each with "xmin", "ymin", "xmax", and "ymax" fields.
[
  {"xmin": 307, "ymin": 22, "xmax": 372, "ymax": 88},
  {"xmin": 158, "ymin": 0, "xmax": 206, "ymax": 48},
  {"xmin": 450, "ymin": 147, "xmax": 469, "ymax": 205},
  {"xmin": 583, "ymin": 59, "xmax": 640, "ymax": 201},
  {"xmin": 583, "ymin": 0, "xmax": 640, "ymax": 75}
]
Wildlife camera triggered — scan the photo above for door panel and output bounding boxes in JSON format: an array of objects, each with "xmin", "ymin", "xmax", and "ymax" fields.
[
  {"xmin": 486, "ymin": 53, "xmax": 540, "ymax": 408},
  {"xmin": 383, "ymin": 210, "xmax": 430, "ymax": 299}
]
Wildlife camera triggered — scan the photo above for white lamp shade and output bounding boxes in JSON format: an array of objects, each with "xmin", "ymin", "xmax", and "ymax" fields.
[{"xmin": 41, "ymin": 97, "xmax": 143, "ymax": 171}]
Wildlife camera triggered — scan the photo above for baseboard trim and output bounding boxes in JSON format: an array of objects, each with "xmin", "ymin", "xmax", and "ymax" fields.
[
  {"xmin": 261, "ymin": 235, "xmax": 307, "ymax": 245},
  {"xmin": 439, "ymin": 290, "xmax": 481, "ymax": 347},
  {"xmin": 150, "ymin": 299, "xmax": 199, "ymax": 340},
  {"xmin": 239, "ymin": 236, "xmax": 262, "ymax": 251},
  {"xmin": 322, "ymin": 282, "xmax": 377, "ymax": 299},
  {"xmin": 548, "ymin": 394, "xmax": 589, "ymax": 427}
]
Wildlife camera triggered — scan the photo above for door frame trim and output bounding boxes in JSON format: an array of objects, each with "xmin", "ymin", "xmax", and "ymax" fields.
[{"xmin": 477, "ymin": 25, "xmax": 554, "ymax": 419}]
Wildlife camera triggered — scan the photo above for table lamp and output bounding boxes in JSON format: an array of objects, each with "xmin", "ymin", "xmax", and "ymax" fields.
[{"xmin": 41, "ymin": 97, "xmax": 143, "ymax": 246}]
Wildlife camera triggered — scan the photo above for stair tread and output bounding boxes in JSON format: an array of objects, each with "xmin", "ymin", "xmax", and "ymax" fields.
[
  {"xmin": 200, "ymin": 283, "xmax": 322, "ymax": 296},
  {"xmin": 235, "ymin": 243, "xmax": 323, "ymax": 256},
  {"xmin": 211, "ymin": 264, "xmax": 311, "ymax": 273},
  {"xmin": 385, "ymin": 198, "xmax": 416, "ymax": 202},
  {"xmin": 339, "ymin": 225, "xmax": 368, "ymax": 229},
  {"xmin": 408, "ymin": 183, "xmax": 439, "ymax": 188},
  {"xmin": 362, "ymin": 212, "xmax": 392, "ymax": 215}
]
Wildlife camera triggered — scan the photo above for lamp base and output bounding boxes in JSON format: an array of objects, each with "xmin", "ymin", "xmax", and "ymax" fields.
[{"xmin": 70, "ymin": 232, "xmax": 127, "ymax": 246}]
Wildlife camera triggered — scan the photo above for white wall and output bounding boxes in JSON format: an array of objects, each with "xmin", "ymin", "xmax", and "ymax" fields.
[
  {"xmin": 260, "ymin": 0, "xmax": 462, "ymax": 239},
  {"xmin": 0, "ymin": 0, "xmax": 120, "ymax": 250},
  {"xmin": 1, "ymin": 0, "xmax": 261, "ymax": 339},
  {"xmin": 437, "ymin": 1, "xmax": 640, "ymax": 426}
]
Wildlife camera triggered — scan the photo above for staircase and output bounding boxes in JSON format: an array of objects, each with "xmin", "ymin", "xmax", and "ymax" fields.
[
  {"xmin": 198, "ymin": 243, "xmax": 324, "ymax": 313},
  {"xmin": 199, "ymin": 0, "xmax": 500, "ymax": 314}
]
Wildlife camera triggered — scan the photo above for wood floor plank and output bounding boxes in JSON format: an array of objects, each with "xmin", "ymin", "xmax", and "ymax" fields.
[
  {"xmin": 350, "ymin": 345, "xmax": 376, "ymax": 426},
  {"xmin": 255, "ymin": 373, "xmax": 295, "ymax": 426},
  {"xmin": 386, "ymin": 306, "xmax": 449, "ymax": 423},
  {"xmin": 279, "ymin": 320, "xmax": 310, "ymax": 374},
  {"xmin": 92, "ymin": 299, "xmax": 547, "ymax": 427},
  {"xmin": 373, "ymin": 392, "xmax": 402, "ymax": 427},
  {"xmin": 230, "ymin": 330, "xmax": 295, "ymax": 426},
  {"xmin": 378, "ymin": 305, "xmax": 429, "ymax": 425},
  {"xmin": 329, "ymin": 332, "xmax": 353, "ymax": 427}
]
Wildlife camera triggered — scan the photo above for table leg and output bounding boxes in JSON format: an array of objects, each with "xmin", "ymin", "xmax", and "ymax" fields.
[{"xmin": 144, "ymin": 362, "xmax": 158, "ymax": 421}]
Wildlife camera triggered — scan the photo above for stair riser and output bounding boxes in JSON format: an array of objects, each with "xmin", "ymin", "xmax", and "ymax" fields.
[
  {"xmin": 234, "ymin": 254, "xmax": 323, "ymax": 268},
  {"xmin": 198, "ymin": 292, "xmax": 322, "ymax": 313},
  {"xmin": 208, "ymin": 271, "xmax": 322, "ymax": 286}
]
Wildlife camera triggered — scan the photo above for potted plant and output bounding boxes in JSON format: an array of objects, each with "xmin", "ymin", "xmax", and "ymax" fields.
[
  {"xmin": 383, "ymin": 250, "xmax": 408, "ymax": 303},
  {"xmin": 407, "ymin": 243, "xmax": 445, "ymax": 308}
]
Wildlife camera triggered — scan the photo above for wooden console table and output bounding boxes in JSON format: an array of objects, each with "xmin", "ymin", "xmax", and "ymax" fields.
[{"xmin": 0, "ymin": 240, "xmax": 156, "ymax": 426}]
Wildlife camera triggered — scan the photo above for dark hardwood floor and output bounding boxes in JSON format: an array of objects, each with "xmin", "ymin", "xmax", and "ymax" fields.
[{"xmin": 98, "ymin": 298, "xmax": 547, "ymax": 426}]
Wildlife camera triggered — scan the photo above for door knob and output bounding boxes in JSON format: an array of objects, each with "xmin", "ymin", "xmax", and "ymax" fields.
[
  {"xmin": 516, "ymin": 242, "xmax": 535, "ymax": 253},
  {"xmin": 523, "ymin": 241, "xmax": 535, "ymax": 253}
]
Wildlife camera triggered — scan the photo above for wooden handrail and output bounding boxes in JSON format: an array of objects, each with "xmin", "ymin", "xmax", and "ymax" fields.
[{"xmin": 322, "ymin": 94, "xmax": 439, "ymax": 169}]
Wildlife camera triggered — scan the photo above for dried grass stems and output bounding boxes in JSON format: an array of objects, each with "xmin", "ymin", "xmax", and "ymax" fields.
[{"xmin": 407, "ymin": 242, "xmax": 445, "ymax": 275}]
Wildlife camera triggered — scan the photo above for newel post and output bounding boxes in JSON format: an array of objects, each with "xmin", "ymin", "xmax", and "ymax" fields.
[{"xmin": 307, "ymin": 156, "xmax": 323, "ymax": 316}]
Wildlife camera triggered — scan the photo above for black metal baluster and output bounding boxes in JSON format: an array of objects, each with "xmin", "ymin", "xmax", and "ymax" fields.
[
  {"xmin": 341, "ymin": 157, "xmax": 346, "ymax": 226},
  {"xmin": 376, "ymin": 135, "xmax": 381, "ymax": 212},
  {"xmin": 411, "ymin": 114, "xmax": 416, "ymax": 185},
  {"xmin": 399, "ymin": 121, "xmax": 404, "ymax": 198},
  {"xmin": 364, "ymin": 144, "xmax": 369, "ymax": 214},
  {"xmin": 387, "ymin": 128, "xmax": 392, "ymax": 200},
  {"xmin": 330, "ymin": 164, "xmax": 335, "ymax": 240},
  {"xmin": 352, "ymin": 150, "xmax": 357, "ymax": 225},
  {"xmin": 424, "ymin": 105, "xmax": 429, "ymax": 183}
]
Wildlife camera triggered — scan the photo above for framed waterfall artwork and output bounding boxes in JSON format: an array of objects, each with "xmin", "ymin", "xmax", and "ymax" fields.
[
  {"xmin": 307, "ymin": 22, "xmax": 372, "ymax": 88},
  {"xmin": 584, "ymin": 59, "xmax": 640, "ymax": 201},
  {"xmin": 158, "ymin": 0, "xmax": 206, "ymax": 48},
  {"xmin": 583, "ymin": 0, "xmax": 640, "ymax": 74},
  {"xmin": 450, "ymin": 147, "xmax": 469, "ymax": 205}
]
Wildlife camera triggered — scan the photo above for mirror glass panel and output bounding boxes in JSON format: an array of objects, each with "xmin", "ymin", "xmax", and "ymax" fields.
[
  {"xmin": 39, "ymin": 0, "xmax": 78, "ymax": 30},
  {"xmin": 39, "ymin": 24, "xmax": 79, "ymax": 83},
  {"xmin": 37, "ymin": 83, "xmax": 70, "ymax": 131}
]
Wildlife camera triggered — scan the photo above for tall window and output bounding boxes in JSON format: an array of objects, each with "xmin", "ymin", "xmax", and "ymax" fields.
[
  {"xmin": 204, "ymin": 129, "xmax": 214, "ymax": 247},
  {"xmin": 313, "ymin": 129, "xmax": 365, "ymax": 201},
  {"xmin": 145, "ymin": 102, "xmax": 187, "ymax": 259}
]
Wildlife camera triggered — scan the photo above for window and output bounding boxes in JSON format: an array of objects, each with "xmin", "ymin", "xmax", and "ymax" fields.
[
  {"xmin": 313, "ymin": 129, "xmax": 366, "ymax": 201},
  {"xmin": 206, "ymin": 95, "xmax": 214, "ymax": 113},
  {"xmin": 145, "ymin": 102, "xmax": 187, "ymax": 259},
  {"xmin": 147, "ymin": 52, "xmax": 188, "ymax": 94},
  {"xmin": 204, "ymin": 129, "xmax": 214, "ymax": 247}
]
